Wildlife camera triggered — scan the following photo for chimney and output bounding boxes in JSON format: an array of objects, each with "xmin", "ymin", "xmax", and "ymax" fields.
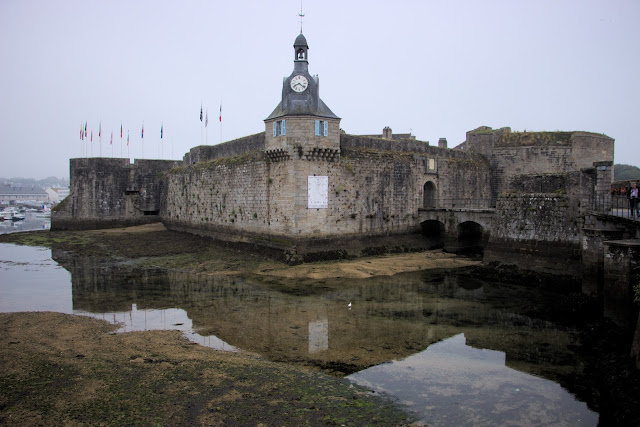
[
  {"xmin": 438, "ymin": 138, "xmax": 448, "ymax": 149},
  {"xmin": 383, "ymin": 127, "xmax": 393, "ymax": 140}
]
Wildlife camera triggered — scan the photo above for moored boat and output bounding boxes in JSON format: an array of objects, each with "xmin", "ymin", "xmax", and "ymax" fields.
[{"xmin": 0, "ymin": 208, "xmax": 25, "ymax": 221}]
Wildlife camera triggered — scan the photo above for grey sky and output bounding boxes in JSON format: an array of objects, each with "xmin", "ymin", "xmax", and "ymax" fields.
[{"xmin": 1, "ymin": 0, "xmax": 638, "ymax": 180}]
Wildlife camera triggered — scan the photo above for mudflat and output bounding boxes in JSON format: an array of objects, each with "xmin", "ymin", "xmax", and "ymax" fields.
[
  {"xmin": 1, "ymin": 223, "xmax": 466, "ymax": 425},
  {"xmin": 0, "ymin": 311, "xmax": 413, "ymax": 425},
  {"xmin": 0, "ymin": 222, "xmax": 480, "ymax": 279}
]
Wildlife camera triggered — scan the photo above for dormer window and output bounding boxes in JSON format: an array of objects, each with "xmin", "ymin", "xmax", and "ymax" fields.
[
  {"xmin": 315, "ymin": 120, "xmax": 328, "ymax": 137},
  {"xmin": 273, "ymin": 119, "xmax": 286, "ymax": 137}
]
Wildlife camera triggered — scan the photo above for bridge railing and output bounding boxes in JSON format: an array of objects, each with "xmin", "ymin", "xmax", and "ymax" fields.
[
  {"xmin": 589, "ymin": 193, "xmax": 636, "ymax": 218},
  {"xmin": 425, "ymin": 199, "xmax": 494, "ymax": 210}
]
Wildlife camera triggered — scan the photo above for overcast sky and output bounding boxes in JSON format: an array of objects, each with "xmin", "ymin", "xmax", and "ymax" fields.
[{"xmin": 1, "ymin": 0, "xmax": 638, "ymax": 180}]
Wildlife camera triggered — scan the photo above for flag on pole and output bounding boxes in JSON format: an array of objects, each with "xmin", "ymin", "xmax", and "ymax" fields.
[
  {"xmin": 80, "ymin": 124, "xmax": 83, "ymax": 140},
  {"xmin": 84, "ymin": 122, "xmax": 87, "ymax": 138},
  {"xmin": 200, "ymin": 104, "xmax": 203, "ymax": 122},
  {"xmin": 161, "ymin": 123, "xmax": 163, "ymax": 139},
  {"xmin": 99, "ymin": 121, "xmax": 101, "ymax": 138},
  {"xmin": 205, "ymin": 110, "xmax": 208, "ymax": 127},
  {"xmin": 127, "ymin": 131, "xmax": 129, "ymax": 146},
  {"xmin": 219, "ymin": 104, "xmax": 222, "ymax": 122},
  {"xmin": 120, "ymin": 123, "xmax": 123, "ymax": 139},
  {"xmin": 91, "ymin": 130, "xmax": 93, "ymax": 142},
  {"xmin": 141, "ymin": 124, "xmax": 144, "ymax": 139},
  {"xmin": 110, "ymin": 131, "xmax": 113, "ymax": 145}
]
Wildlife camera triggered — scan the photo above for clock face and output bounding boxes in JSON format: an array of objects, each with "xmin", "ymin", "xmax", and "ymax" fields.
[{"xmin": 290, "ymin": 75, "xmax": 308, "ymax": 93}]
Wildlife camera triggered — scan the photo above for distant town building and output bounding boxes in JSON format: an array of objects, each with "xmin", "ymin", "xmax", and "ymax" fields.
[
  {"xmin": 0, "ymin": 185, "xmax": 49, "ymax": 204},
  {"xmin": 46, "ymin": 187, "xmax": 70, "ymax": 204}
]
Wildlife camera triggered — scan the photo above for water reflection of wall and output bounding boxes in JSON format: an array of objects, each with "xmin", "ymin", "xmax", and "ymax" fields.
[
  {"xmin": 58, "ymin": 256, "xmax": 584, "ymax": 382},
  {"xmin": 309, "ymin": 319, "xmax": 328, "ymax": 353},
  {"xmin": 52, "ymin": 251, "xmax": 590, "ymax": 392}
]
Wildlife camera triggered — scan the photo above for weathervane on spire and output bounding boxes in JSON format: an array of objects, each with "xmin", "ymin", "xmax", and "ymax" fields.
[{"xmin": 298, "ymin": 1, "xmax": 305, "ymax": 33}]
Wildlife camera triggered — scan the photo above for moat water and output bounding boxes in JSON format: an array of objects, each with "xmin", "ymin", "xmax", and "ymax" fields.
[{"xmin": 0, "ymin": 243, "xmax": 599, "ymax": 425}]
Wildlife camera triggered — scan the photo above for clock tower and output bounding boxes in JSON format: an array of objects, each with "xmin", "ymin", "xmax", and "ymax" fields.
[{"xmin": 265, "ymin": 32, "xmax": 340, "ymax": 161}]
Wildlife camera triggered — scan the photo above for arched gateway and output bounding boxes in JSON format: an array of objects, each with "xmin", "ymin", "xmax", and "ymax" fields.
[{"xmin": 423, "ymin": 181, "xmax": 436, "ymax": 208}]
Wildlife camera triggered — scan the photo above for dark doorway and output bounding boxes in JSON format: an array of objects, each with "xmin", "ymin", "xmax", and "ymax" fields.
[{"xmin": 423, "ymin": 181, "xmax": 436, "ymax": 208}]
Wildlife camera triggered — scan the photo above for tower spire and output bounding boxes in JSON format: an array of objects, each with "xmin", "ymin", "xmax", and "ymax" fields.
[{"xmin": 298, "ymin": 1, "xmax": 304, "ymax": 33}]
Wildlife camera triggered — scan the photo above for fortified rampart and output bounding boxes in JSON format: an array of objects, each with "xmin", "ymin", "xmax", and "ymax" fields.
[
  {"xmin": 52, "ymin": 158, "xmax": 179, "ymax": 230},
  {"xmin": 183, "ymin": 132, "xmax": 265, "ymax": 165},
  {"xmin": 161, "ymin": 132, "xmax": 492, "ymax": 262},
  {"xmin": 54, "ymin": 126, "xmax": 616, "ymax": 272},
  {"xmin": 464, "ymin": 127, "xmax": 614, "ymax": 204},
  {"xmin": 455, "ymin": 127, "xmax": 615, "ymax": 279}
]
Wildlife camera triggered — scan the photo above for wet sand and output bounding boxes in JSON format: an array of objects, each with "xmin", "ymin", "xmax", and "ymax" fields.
[{"xmin": 0, "ymin": 311, "xmax": 413, "ymax": 425}]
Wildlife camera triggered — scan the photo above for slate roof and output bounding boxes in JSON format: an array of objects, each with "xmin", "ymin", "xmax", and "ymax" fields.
[
  {"xmin": 294, "ymin": 33, "xmax": 308, "ymax": 48},
  {"xmin": 265, "ymin": 97, "xmax": 339, "ymax": 120},
  {"xmin": 0, "ymin": 185, "xmax": 48, "ymax": 196}
]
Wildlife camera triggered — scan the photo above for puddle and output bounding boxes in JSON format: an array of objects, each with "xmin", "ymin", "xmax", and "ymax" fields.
[{"xmin": 348, "ymin": 333, "xmax": 598, "ymax": 425}]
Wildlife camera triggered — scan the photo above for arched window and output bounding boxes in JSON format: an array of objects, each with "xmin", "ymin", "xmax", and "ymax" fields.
[
  {"xmin": 423, "ymin": 181, "xmax": 436, "ymax": 208},
  {"xmin": 297, "ymin": 49, "xmax": 305, "ymax": 60}
]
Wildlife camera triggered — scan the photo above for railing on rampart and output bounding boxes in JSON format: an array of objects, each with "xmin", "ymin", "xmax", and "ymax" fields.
[
  {"xmin": 589, "ymin": 193, "xmax": 636, "ymax": 218},
  {"xmin": 423, "ymin": 199, "xmax": 494, "ymax": 210}
]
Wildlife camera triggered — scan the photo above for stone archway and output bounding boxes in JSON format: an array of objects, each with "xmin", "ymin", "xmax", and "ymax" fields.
[
  {"xmin": 420, "ymin": 220, "xmax": 445, "ymax": 249},
  {"xmin": 457, "ymin": 221, "xmax": 484, "ymax": 254},
  {"xmin": 423, "ymin": 181, "xmax": 436, "ymax": 208}
]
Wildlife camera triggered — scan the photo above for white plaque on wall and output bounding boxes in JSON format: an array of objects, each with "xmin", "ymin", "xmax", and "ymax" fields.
[{"xmin": 308, "ymin": 176, "xmax": 328, "ymax": 209}]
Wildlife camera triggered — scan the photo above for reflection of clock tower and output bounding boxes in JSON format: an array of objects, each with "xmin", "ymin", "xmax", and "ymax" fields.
[{"xmin": 265, "ymin": 32, "xmax": 341, "ymax": 161}]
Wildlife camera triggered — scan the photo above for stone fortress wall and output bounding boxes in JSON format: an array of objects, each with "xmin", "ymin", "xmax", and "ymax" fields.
[
  {"xmin": 461, "ymin": 126, "xmax": 615, "ymax": 277},
  {"xmin": 52, "ymin": 158, "xmax": 179, "ymax": 230},
  {"xmin": 53, "ymin": 126, "xmax": 614, "ymax": 269},
  {"xmin": 160, "ymin": 131, "xmax": 492, "ymax": 261}
]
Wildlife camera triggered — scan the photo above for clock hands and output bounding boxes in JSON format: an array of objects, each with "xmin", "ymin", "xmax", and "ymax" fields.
[{"xmin": 290, "ymin": 75, "xmax": 308, "ymax": 92}]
